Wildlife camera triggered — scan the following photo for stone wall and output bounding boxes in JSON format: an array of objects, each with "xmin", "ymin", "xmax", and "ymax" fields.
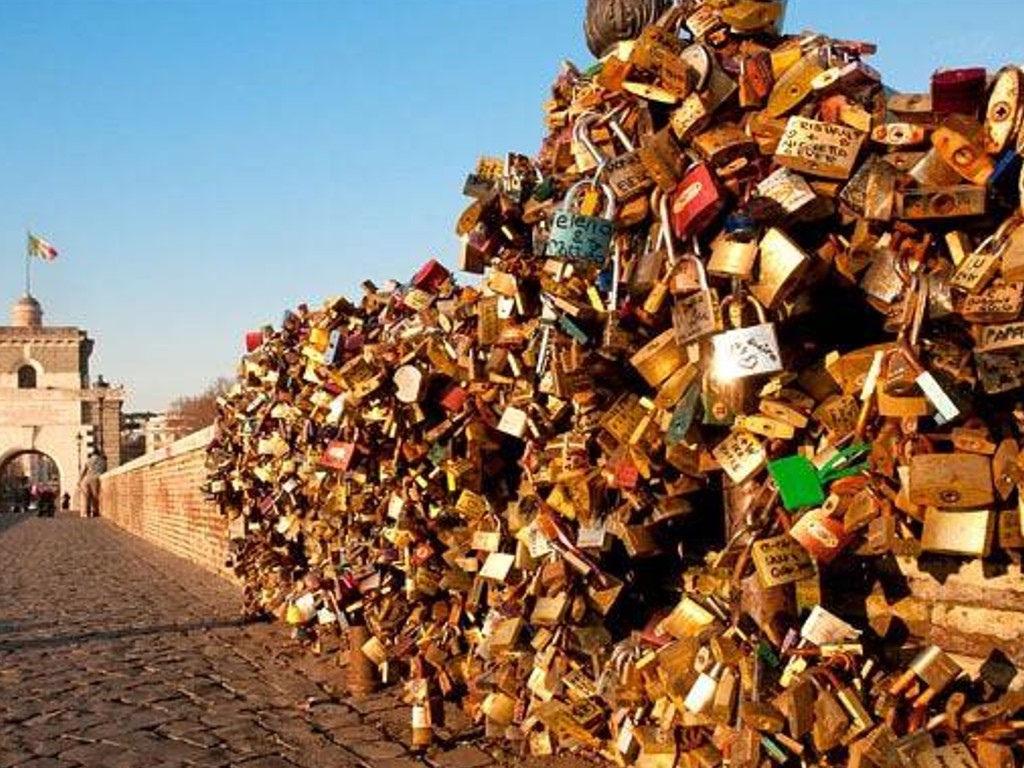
[
  {"xmin": 99, "ymin": 425, "xmax": 233, "ymax": 580},
  {"xmin": 867, "ymin": 557, "xmax": 1024, "ymax": 673}
]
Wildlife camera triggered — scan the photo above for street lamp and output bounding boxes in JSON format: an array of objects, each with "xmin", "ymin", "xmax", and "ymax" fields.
[{"xmin": 95, "ymin": 374, "xmax": 108, "ymax": 460}]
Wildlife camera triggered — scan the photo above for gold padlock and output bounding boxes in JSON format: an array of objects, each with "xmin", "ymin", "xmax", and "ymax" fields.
[
  {"xmin": 708, "ymin": 233, "xmax": 757, "ymax": 280},
  {"xmin": 751, "ymin": 227, "xmax": 810, "ymax": 309}
]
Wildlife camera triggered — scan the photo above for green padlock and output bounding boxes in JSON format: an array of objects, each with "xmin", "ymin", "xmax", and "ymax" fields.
[
  {"xmin": 769, "ymin": 444, "xmax": 870, "ymax": 511},
  {"xmin": 768, "ymin": 454, "xmax": 824, "ymax": 511}
]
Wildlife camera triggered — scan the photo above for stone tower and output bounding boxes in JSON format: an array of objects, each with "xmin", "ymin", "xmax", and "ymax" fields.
[{"xmin": 0, "ymin": 294, "xmax": 123, "ymax": 507}]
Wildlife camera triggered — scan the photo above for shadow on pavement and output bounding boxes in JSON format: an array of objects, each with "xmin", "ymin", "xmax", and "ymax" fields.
[
  {"xmin": 0, "ymin": 619, "xmax": 71, "ymax": 636},
  {"xmin": 0, "ymin": 616, "xmax": 248, "ymax": 652},
  {"xmin": 0, "ymin": 512, "xmax": 31, "ymax": 538}
]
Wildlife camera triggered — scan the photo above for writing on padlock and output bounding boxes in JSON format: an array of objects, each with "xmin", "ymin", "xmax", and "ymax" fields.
[
  {"xmin": 671, "ymin": 255, "xmax": 722, "ymax": 346},
  {"xmin": 711, "ymin": 294, "xmax": 783, "ymax": 381},
  {"xmin": 544, "ymin": 178, "xmax": 617, "ymax": 266}
]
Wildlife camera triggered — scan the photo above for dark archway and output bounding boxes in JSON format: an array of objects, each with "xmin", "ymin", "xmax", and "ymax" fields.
[
  {"xmin": 0, "ymin": 451, "xmax": 60, "ymax": 514},
  {"xmin": 17, "ymin": 364, "xmax": 37, "ymax": 389}
]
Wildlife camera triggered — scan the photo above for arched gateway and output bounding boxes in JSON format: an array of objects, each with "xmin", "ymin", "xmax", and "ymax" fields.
[
  {"xmin": 0, "ymin": 450, "xmax": 60, "ymax": 512},
  {"xmin": 0, "ymin": 294, "xmax": 123, "ymax": 511}
]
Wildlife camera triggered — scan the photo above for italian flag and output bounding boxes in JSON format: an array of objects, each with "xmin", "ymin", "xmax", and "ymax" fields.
[{"xmin": 27, "ymin": 232, "xmax": 59, "ymax": 261}]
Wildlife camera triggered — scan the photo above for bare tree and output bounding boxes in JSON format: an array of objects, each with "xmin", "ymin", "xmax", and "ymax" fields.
[{"xmin": 167, "ymin": 376, "xmax": 235, "ymax": 432}]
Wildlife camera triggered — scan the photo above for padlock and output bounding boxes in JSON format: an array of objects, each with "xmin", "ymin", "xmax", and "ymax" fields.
[
  {"xmin": 871, "ymin": 122, "xmax": 928, "ymax": 148},
  {"xmin": 766, "ymin": 51, "xmax": 824, "ymax": 118},
  {"xmin": 775, "ymin": 115, "xmax": 866, "ymax": 180},
  {"xmin": 739, "ymin": 49, "xmax": 775, "ymax": 108},
  {"xmin": 997, "ymin": 218, "xmax": 1024, "ymax": 281},
  {"xmin": 629, "ymin": 227, "xmax": 667, "ymax": 294},
  {"xmin": 693, "ymin": 123, "xmax": 759, "ymax": 168},
  {"xmin": 721, "ymin": 0, "xmax": 785, "ymax": 34},
  {"xmin": 750, "ymin": 227, "xmax": 810, "ymax": 309},
  {"xmin": 712, "ymin": 429, "xmax": 766, "ymax": 484},
  {"xmin": 683, "ymin": 661, "xmax": 722, "ymax": 714},
  {"xmin": 921, "ymin": 507, "xmax": 995, "ymax": 557},
  {"xmin": 670, "ymin": 91, "xmax": 710, "ymax": 142},
  {"xmin": 932, "ymin": 114, "xmax": 995, "ymax": 186},
  {"xmin": 604, "ymin": 116, "xmax": 654, "ymax": 202},
  {"xmin": 245, "ymin": 329, "xmax": 266, "ymax": 353},
  {"xmin": 671, "ymin": 255, "xmax": 722, "ymax": 346},
  {"xmin": 708, "ymin": 232, "xmax": 758, "ymax": 280},
  {"xmin": 812, "ymin": 685, "xmax": 851, "ymax": 753},
  {"xmin": 947, "ymin": 230, "xmax": 973, "ymax": 266},
  {"xmin": 637, "ymin": 127, "xmax": 686, "ymax": 193},
  {"xmin": 641, "ymin": 193, "xmax": 681, "ymax": 316},
  {"xmin": 544, "ymin": 178, "xmax": 617, "ymax": 266},
  {"xmin": 931, "ymin": 67, "xmax": 988, "ymax": 116},
  {"xmin": 711, "ymin": 295, "xmax": 783, "ymax": 381},
  {"xmin": 751, "ymin": 533, "xmax": 816, "ymax": 587},
  {"xmin": 960, "ymin": 281, "xmax": 1024, "ymax": 323},
  {"xmin": 770, "ymin": 443, "xmax": 869, "ymax": 512},
  {"xmin": 630, "ymin": 329, "xmax": 689, "ymax": 390},
  {"xmin": 755, "ymin": 166, "xmax": 821, "ymax": 221},
  {"xmin": 790, "ymin": 506, "xmax": 853, "ymax": 564},
  {"xmin": 985, "ymin": 66, "xmax": 1023, "ymax": 154},
  {"xmin": 890, "ymin": 645, "xmax": 963, "ymax": 704},
  {"xmin": 875, "ymin": 348, "xmax": 932, "ymax": 418},
  {"xmin": 898, "ymin": 184, "xmax": 987, "ymax": 220},
  {"xmin": 670, "ymin": 162, "xmax": 726, "ymax": 241},
  {"xmin": 907, "ymin": 452, "xmax": 995, "ymax": 509}
]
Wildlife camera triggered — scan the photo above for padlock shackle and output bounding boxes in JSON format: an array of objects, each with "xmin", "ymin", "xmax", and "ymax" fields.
[
  {"xmin": 719, "ymin": 293, "xmax": 767, "ymax": 327},
  {"xmin": 976, "ymin": 214, "xmax": 1021, "ymax": 256},
  {"xmin": 563, "ymin": 178, "xmax": 617, "ymax": 220},
  {"xmin": 573, "ymin": 112, "xmax": 606, "ymax": 170},
  {"xmin": 607, "ymin": 116, "xmax": 636, "ymax": 153},
  {"xmin": 684, "ymin": 253, "xmax": 708, "ymax": 290},
  {"xmin": 610, "ymin": 236, "xmax": 622, "ymax": 311},
  {"xmin": 655, "ymin": 191, "xmax": 679, "ymax": 267}
]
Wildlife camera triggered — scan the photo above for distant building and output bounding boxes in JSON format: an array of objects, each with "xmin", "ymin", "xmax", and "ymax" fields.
[
  {"xmin": 144, "ymin": 413, "xmax": 188, "ymax": 453},
  {"xmin": 121, "ymin": 412, "xmax": 189, "ymax": 462},
  {"xmin": 0, "ymin": 294, "xmax": 123, "ymax": 510}
]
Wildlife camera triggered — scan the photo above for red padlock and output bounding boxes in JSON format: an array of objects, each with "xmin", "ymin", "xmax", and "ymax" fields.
[
  {"xmin": 411, "ymin": 259, "xmax": 451, "ymax": 294},
  {"xmin": 321, "ymin": 441, "xmax": 356, "ymax": 471},
  {"xmin": 931, "ymin": 67, "xmax": 987, "ymax": 116},
  {"xmin": 670, "ymin": 163, "xmax": 726, "ymax": 240},
  {"xmin": 245, "ymin": 330, "xmax": 264, "ymax": 353},
  {"xmin": 439, "ymin": 383, "xmax": 468, "ymax": 413}
]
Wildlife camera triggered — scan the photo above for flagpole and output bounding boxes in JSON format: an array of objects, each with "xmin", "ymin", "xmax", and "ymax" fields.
[{"xmin": 25, "ymin": 231, "xmax": 32, "ymax": 297}]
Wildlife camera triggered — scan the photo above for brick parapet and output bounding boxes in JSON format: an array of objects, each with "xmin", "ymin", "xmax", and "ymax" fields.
[{"xmin": 99, "ymin": 425, "xmax": 233, "ymax": 581}]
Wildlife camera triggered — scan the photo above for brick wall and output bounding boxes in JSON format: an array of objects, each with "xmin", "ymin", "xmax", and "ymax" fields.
[
  {"xmin": 100, "ymin": 425, "xmax": 234, "ymax": 580},
  {"xmin": 869, "ymin": 557, "xmax": 1024, "ymax": 673}
]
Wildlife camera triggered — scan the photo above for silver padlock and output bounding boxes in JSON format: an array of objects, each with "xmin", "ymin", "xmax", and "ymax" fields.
[
  {"xmin": 711, "ymin": 295, "xmax": 783, "ymax": 381},
  {"xmin": 671, "ymin": 254, "xmax": 722, "ymax": 346},
  {"xmin": 544, "ymin": 178, "xmax": 617, "ymax": 266},
  {"xmin": 604, "ymin": 116, "xmax": 653, "ymax": 202}
]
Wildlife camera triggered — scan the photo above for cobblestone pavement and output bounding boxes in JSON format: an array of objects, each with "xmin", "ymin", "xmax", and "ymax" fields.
[{"xmin": 0, "ymin": 514, "xmax": 584, "ymax": 768}]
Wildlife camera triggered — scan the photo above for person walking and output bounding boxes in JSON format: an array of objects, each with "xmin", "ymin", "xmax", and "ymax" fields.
[{"xmin": 79, "ymin": 450, "xmax": 107, "ymax": 518}]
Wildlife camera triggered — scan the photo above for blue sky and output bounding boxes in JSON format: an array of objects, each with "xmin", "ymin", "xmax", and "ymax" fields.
[{"xmin": 2, "ymin": 0, "xmax": 1023, "ymax": 412}]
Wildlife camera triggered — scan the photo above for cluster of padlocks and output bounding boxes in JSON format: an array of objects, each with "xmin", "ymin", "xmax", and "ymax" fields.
[{"xmin": 206, "ymin": 2, "xmax": 1024, "ymax": 765}]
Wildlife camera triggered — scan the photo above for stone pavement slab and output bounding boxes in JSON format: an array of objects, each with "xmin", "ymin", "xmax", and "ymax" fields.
[
  {"xmin": 0, "ymin": 515, "xmax": 419, "ymax": 768},
  {"xmin": 0, "ymin": 514, "xmax": 602, "ymax": 768}
]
